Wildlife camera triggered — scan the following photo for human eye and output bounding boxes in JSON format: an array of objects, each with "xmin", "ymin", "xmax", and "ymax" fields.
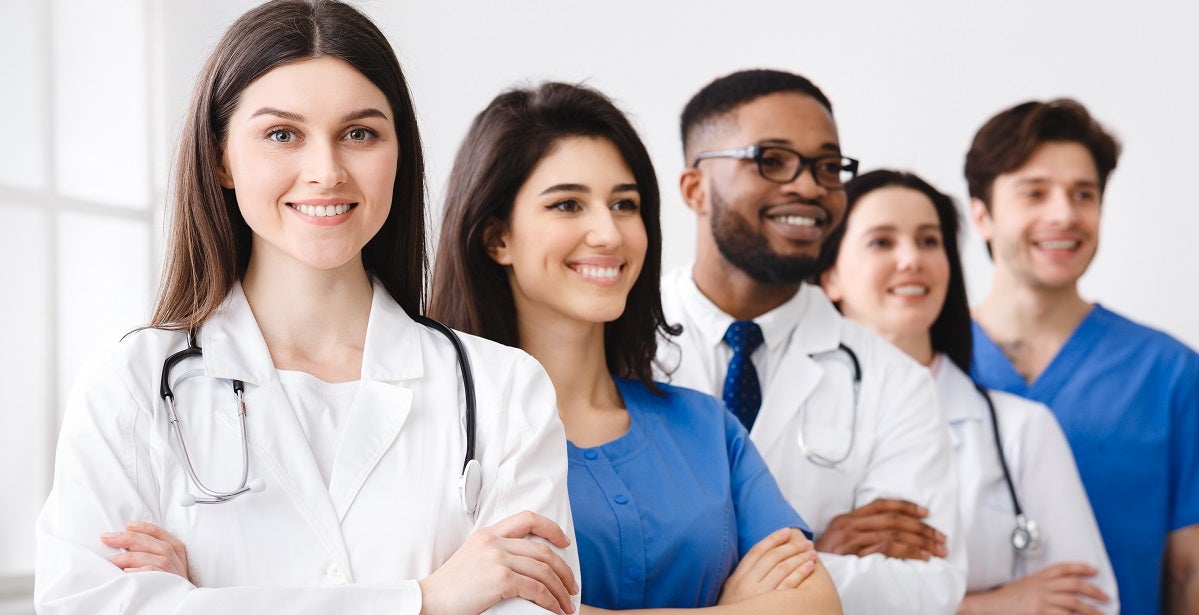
[
  {"xmin": 758, "ymin": 151, "xmax": 787, "ymax": 168},
  {"xmin": 344, "ymin": 127, "xmax": 379, "ymax": 143},
  {"xmin": 548, "ymin": 199, "xmax": 582, "ymax": 213},
  {"xmin": 919, "ymin": 234, "xmax": 943, "ymax": 248},
  {"xmin": 866, "ymin": 236, "xmax": 892, "ymax": 249},
  {"xmin": 611, "ymin": 198, "xmax": 640, "ymax": 213},
  {"xmin": 266, "ymin": 127, "xmax": 299, "ymax": 144},
  {"xmin": 1073, "ymin": 188, "xmax": 1099, "ymax": 203}
]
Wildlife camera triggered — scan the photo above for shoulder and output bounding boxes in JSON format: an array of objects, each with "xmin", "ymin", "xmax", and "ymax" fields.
[
  {"xmin": 1094, "ymin": 305, "xmax": 1198, "ymax": 361},
  {"xmin": 620, "ymin": 378, "xmax": 723, "ymax": 416}
]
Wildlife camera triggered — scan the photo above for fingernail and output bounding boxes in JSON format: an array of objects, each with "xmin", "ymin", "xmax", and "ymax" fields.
[
  {"xmin": 100, "ymin": 532, "xmax": 119, "ymax": 539},
  {"xmin": 917, "ymin": 505, "xmax": 929, "ymax": 515},
  {"xmin": 127, "ymin": 520, "xmax": 145, "ymax": 529}
]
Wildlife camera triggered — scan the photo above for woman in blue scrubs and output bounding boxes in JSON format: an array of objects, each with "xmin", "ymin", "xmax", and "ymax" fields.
[{"xmin": 429, "ymin": 82, "xmax": 841, "ymax": 613}]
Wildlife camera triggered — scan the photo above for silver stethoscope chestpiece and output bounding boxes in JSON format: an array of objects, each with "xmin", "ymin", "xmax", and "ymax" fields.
[
  {"xmin": 459, "ymin": 458, "xmax": 482, "ymax": 515},
  {"xmin": 1011, "ymin": 514, "xmax": 1041, "ymax": 552}
]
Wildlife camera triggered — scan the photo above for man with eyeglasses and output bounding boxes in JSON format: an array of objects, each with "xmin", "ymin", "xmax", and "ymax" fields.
[{"xmin": 657, "ymin": 69, "xmax": 965, "ymax": 613}]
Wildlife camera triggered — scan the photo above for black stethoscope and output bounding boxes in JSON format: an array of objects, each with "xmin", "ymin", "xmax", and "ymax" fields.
[
  {"xmin": 159, "ymin": 316, "xmax": 481, "ymax": 516},
  {"xmin": 973, "ymin": 381, "xmax": 1040, "ymax": 553}
]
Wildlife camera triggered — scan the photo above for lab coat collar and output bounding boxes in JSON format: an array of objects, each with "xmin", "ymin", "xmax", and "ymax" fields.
[
  {"xmin": 674, "ymin": 266, "xmax": 840, "ymax": 355},
  {"xmin": 934, "ymin": 353, "xmax": 985, "ymax": 425},
  {"xmin": 199, "ymin": 280, "xmax": 424, "ymax": 386}
]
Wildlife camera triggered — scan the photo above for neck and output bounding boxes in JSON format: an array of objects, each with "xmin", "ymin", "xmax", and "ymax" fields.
[
  {"xmin": 884, "ymin": 330, "xmax": 935, "ymax": 367},
  {"xmin": 517, "ymin": 315, "xmax": 621, "ymax": 423},
  {"xmin": 241, "ymin": 248, "xmax": 373, "ymax": 381},
  {"xmin": 974, "ymin": 267, "xmax": 1091, "ymax": 342},
  {"xmin": 691, "ymin": 245, "xmax": 800, "ymax": 320}
]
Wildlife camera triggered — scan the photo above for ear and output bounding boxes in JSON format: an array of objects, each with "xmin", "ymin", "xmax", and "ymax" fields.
[
  {"xmin": 679, "ymin": 167, "xmax": 709, "ymax": 216},
  {"xmin": 820, "ymin": 266, "xmax": 843, "ymax": 302},
  {"xmin": 482, "ymin": 218, "xmax": 512, "ymax": 266},
  {"xmin": 217, "ymin": 150, "xmax": 235, "ymax": 189},
  {"xmin": 969, "ymin": 197, "xmax": 993, "ymax": 242}
]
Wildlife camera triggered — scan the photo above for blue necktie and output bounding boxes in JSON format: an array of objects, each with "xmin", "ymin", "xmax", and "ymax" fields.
[{"xmin": 723, "ymin": 320, "xmax": 764, "ymax": 429}]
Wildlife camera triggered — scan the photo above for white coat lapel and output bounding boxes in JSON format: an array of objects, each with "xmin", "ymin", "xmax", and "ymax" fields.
[
  {"xmin": 202, "ymin": 284, "xmax": 352, "ymax": 574},
  {"xmin": 752, "ymin": 285, "xmax": 842, "ymax": 456},
  {"xmin": 328, "ymin": 281, "xmax": 423, "ymax": 522}
]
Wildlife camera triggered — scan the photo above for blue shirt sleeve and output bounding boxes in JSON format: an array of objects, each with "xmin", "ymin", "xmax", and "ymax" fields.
[
  {"xmin": 723, "ymin": 408, "xmax": 812, "ymax": 555},
  {"xmin": 1170, "ymin": 350, "xmax": 1199, "ymax": 531}
]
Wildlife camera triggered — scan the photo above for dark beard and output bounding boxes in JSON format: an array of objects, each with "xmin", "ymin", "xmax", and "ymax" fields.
[{"xmin": 710, "ymin": 190, "xmax": 821, "ymax": 284}]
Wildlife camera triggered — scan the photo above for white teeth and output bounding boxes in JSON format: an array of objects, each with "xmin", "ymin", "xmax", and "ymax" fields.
[
  {"xmin": 575, "ymin": 265, "xmax": 620, "ymax": 280},
  {"xmin": 892, "ymin": 285, "xmax": 928, "ymax": 296},
  {"xmin": 1036, "ymin": 240, "xmax": 1079, "ymax": 250},
  {"xmin": 774, "ymin": 215, "xmax": 816, "ymax": 227},
  {"xmin": 294, "ymin": 203, "xmax": 352, "ymax": 217}
]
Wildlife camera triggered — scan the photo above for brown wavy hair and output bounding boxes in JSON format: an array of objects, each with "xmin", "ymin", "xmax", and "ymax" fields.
[{"xmin": 151, "ymin": 0, "xmax": 426, "ymax": 330}]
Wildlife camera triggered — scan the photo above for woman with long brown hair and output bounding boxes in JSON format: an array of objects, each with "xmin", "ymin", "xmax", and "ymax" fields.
[{"xmin": 35, "ymin": 2, "xmax": 578, "ymax": 613}]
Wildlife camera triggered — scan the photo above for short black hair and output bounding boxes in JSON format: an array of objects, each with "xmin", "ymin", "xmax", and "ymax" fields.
[{"xmin": 680, "ymin": 69, "xmax": 833, "ymax": 160}]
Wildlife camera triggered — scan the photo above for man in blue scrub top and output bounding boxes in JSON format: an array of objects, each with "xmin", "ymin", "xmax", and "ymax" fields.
[{"xmin": 965, "ymin": 98, "xmax": 1199, "ymax": 615}]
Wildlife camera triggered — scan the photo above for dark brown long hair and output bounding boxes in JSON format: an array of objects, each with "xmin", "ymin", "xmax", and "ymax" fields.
[
  {"xmin": 151, "ymin": 0, "xmax": 426, "ymax": 330},
  {"xmin": 819, "ymin": 170, "xmax": 973, "ymax": 373},
  {"xmin": 429, "ymin": 82, "xmax": 678, "ymax": 390}
]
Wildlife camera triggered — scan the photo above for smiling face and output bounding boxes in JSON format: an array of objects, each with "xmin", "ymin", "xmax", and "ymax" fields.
[
  {"xmin": 822, "ymin": 186, "xmax": 950, "ymax": 342},
  {"xmin": 973, "ymin": 140, "xmax": 1101, "ymax": 291},
  {"xmin": 685, "ymin": 92, "xmax": 847, "ymax": 283},
  {"xmin": 218, "ymin": 56, "xmax": 399, "ymax": 274},
  {"xmin": 490, "ymin": 136, "xmax": 647, "ymax": 329}
]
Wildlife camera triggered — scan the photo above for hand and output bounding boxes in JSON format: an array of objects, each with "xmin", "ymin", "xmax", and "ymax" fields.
[
  {"xmin": 815, "ymin": 498, "xmax": 947, "ymax": 560},
  {"xmin": 100, "ymin": 521, "xmax": 192, "ymax": 582},
  {"xmin": 419, "ymin": 510, "xmax": 578, "ymax": 615},
  {"xmin": 959, "ymin": 562, "xmax": 1109, "ymax": 615},
  {"xmin": 719, "ymin": 527, "xmax": 818, "ymax": 604}
]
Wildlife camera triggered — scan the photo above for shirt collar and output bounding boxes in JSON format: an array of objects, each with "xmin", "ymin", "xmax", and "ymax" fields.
[
  {"xmin": 934, "ymin": 353, "xmax": 984, "ymax": 424},
  {"xmin": 674, "ymin": 264, "xmax": 841, "ymax": 354},
  {"xmin": 199, "ymin": 279, "xmax": 424, "ymax": 386}
]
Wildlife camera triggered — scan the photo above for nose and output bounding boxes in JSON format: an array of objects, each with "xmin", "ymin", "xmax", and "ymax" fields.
[
  {"xmin": 305, "ymin": 140, "xmax": 348, "ymax": 188},
  {"xmin": 781, "ymin": 163, "xmax": 828, "ymax": 200},
  {"xmin": 896, "ymin": 240, "xmax": 922, "ymax": 271},
  {"xmin": 585, "ymin": 207, "xmax": 622, "ymax": 249},
  {"xmin": 1045, "ymin": 187, "xmax": 1080, "ymax": 224}
]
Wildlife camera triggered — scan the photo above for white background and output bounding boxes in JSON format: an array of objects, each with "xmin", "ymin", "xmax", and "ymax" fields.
[{"xmin": 2, "ymin": 0, "xmax": 1196, "ymax": 610}]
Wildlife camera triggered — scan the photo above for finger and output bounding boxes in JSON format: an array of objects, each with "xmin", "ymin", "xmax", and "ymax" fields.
[
  {"xmin": 852, "ymin": 498, "xmax": 929, "ymax": 519},
  {"xmin": 850, "ymin": 512, "xmax": 942, "ymax": 540},
  {"xmin": 504, "ymin": 551, "xmax": 574, "ymax": 614},
  {"xmin": 859, "ymin": 539, "xmax": 930, "ymax": 561},
  {"xmin": 491, "ymin": 511, "xmax": 570, "ymax": 548},
  {"xmin": 842, "ymin": 529, "xmax": 933, "ymax": 557},
  {"xmin": 738, "ymin": 528, "xmax": 796, "ymax": 572},
  {"xmin": 761, "ymin": 548, "xmax": 818, "ymax": 588},
  {"xmin": 1048, "ymin": 577, "xmax": 1108, "ymax": 603},
  {"xmin": 108, "ymin": 551, "xmax": 171, "ymax": 572},
  {"xmin": 1040, "ymin": 562, "xmax": 1099, "ymax": 578},
  {"xmin": 126, "ymin": 521, "xmax": 188, "ymax": 557},
  {"xmin": 776, "ymin": 558, "xmax": 817, "ymax": 589},
  {"xmin": 502, "ymin": 537, "xmax": 578, "ymax": 596},
  {"xmin": 100, "ymin": 531, "xmax": 173, "ymax": 557},
  {"xmin": 1044, "ymin": 591, "xmax": 1102, "ymax": 615}
]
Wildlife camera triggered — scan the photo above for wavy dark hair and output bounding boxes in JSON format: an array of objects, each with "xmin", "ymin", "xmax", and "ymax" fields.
[
  {"xmin": 818, "ymin": 170, "xmax": 972, "ymax": 373},
  {"xmin": 429, "ymin": 82, "xmax": 678, "ymax": 390},
  {"xmin": 151, "ymin": 0, "xmax": 426, "ymax": 330}
]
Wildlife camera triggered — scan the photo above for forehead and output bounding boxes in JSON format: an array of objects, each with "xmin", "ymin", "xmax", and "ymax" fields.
[
  {"xmin": 522, "ymin": 136, "xmax": 634, "ymax": 188},
  {"xmin": 235, "ymin": 56, "xmax": 391, "ymax": 117},
  {"xmin": 850, "ymin": 186, "xmax": 940, "ymax": 230},
  {"xmin": 725, "ymin": 92, "xmax": 840, "ymax": 151},
  {"xmin": 1001, "ymin": 141, "xmax": 1099, "ymax": 184}
]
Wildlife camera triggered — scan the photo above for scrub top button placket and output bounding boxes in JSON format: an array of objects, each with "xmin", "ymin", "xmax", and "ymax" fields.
[{"xmin": 581, "ymin": 446, "xmax": 646, "ymax": 608}]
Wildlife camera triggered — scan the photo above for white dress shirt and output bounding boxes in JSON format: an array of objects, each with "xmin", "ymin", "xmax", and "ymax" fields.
[
  {"xmin": 934, "ymin": 355, "xmax": 1118, "ymax": 612},
  {"xmin": 658, "ymin": 265, "xmax": 966, "ymax": 614}
]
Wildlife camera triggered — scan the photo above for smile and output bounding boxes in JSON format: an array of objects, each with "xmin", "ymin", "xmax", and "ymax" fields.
[
  {"xmin": 891, "ymin": 285, "xmax": 929, "ymax": 296},
  {"xmin": 290, "ymin": 203, "xmax": 357, "ymax": 217},
  {"xmin": 1034, "ymin": 240, "xmax": 1080, "ymax": 250},
  {"xmin": 771, "ymin": 215, "xmax": 817, "ymax": 227},
  {"xmin": 570, "ymin": 264, "xmax": 622, "ymax": 280}
]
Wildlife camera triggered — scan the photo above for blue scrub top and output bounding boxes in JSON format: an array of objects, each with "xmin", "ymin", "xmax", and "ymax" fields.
[
  {"xmin": 568, "ymin": 378, "xmax": 808, "ymax": 609},
  {"xmin": 971, "ymin": 305, "xmax": 1199, "ymax": 615}
]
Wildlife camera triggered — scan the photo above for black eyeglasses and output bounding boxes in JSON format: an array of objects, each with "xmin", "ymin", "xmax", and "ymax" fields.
[{"xmin": 693, "ymin": 145, "xmax": 859, "ymax": 189}]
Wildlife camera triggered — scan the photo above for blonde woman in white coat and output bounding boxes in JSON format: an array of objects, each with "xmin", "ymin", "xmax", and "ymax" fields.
[
  {"xmin": 819, "ymin": 170, "xmax": 1117, "ymax": 615},
  {"xmin": 34, "ymin": 2, "xmax": 578, "ymax": 614}
]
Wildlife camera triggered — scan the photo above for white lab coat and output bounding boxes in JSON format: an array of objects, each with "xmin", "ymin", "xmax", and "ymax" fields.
[
  {"xmin": 659, "ymin": 267, "xmax": 966, "ymax": 614},
  {"xmin": 35, "ymin": 281, "xmax": 580, "ymax": 614},
  {"xmin": 935, "ymin": 355, "xmax": 1118, "ymax": 611}
]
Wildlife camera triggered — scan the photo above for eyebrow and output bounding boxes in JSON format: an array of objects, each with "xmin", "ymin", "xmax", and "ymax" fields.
[
  {"xmin": 1012, "ymin": 177, "xmax": 1099, "ymax": 188},
  {"xmin": 538, "ymin": 183, "xmax": 640, "ymax": 196},
  {"xmin": 863, "ymin": 223, "xmax": 942, "ymax": 233},
  {"xmin": 758, "ymin": 138, "xmax": 842, "ymax": 154},
  {"xmin": 247, "ymin": 107, "xmax": 390, "ymax": 123}
]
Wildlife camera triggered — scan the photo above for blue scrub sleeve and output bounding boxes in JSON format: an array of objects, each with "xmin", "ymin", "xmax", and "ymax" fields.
[
  {"xmin": 724, "ymin": 409, "xmax": 812, "ymax": 556},
  {"xmin": 1170, "ymin": 351, "xmax": 1199, "ymax": 531}
]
